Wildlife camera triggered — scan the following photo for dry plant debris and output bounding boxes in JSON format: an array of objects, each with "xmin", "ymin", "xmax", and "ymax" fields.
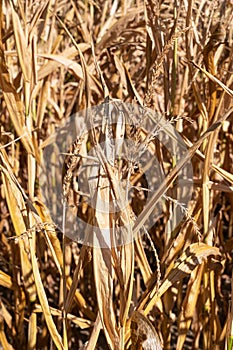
[{"xmin": 0, "ymin": 0, "xmax": 233, "ymax": 349}]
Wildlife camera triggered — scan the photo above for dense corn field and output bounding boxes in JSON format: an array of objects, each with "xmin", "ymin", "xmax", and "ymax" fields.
[{"xmin": 0, "ymin": 0, "xmax": 233, "ymax": 349}]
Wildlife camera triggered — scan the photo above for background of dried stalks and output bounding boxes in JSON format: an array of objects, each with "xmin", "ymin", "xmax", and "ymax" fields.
[{"xmin": 0, "ymin": 0, "xmax": 233, "ymax": 349}]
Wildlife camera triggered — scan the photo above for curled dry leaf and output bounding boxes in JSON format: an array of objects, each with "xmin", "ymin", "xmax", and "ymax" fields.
[
  {"xmin": 140, "ymin": 243, "xmax": 221, "ymax": 314},
  {"xmin": 130, "ymin": 310, "xmax": 162, "ymax": 350}
]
